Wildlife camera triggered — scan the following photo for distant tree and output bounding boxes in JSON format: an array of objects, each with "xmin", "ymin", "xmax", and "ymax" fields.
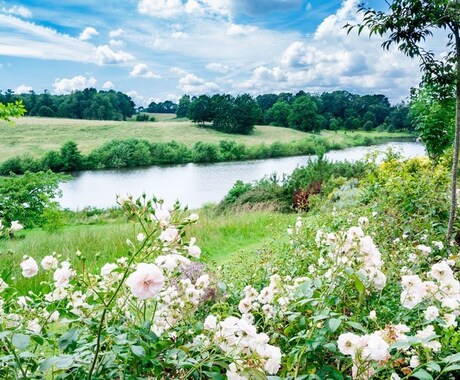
[
  {"xmin": 60, "ymin": 141, "xmax": 83, "ymax": 171},
  {"xmin": 349, "ymin": 0, "xmax": 460, "ymax": 241},
  {"xmin": 212, "ymin": 94, "xmax": 260, "ymax": 134},
  {"xmin": 189, "ymin": 95, "xmax": 214, "ymax": 126},
  {"xmin": 267, "ymin": 101, "xmax": 291, "ymax": 128},
  {"xmin": 176, "ymin": 95, "xmax": 191, "ymax": 118},
  {"xmin": 37, "ymin": 105, "xmax": 55, "ymax": 117},
  {"xmin": 410, "ymin": 86, "xmax": 455, "ymax": 161},
  {"xmin": 288, "ymin": 96, "xmax": 323, "ymax": 132}
]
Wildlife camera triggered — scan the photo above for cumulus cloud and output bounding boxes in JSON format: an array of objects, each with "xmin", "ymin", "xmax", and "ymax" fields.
[
  {"xmin": 171, "ymin": 31, "xmax": 188, "ymax": 39},
  {"xmin": 14, "ymin": 84, "xmax": 33, "ymax": 94},
  {"xmin": 174, "ymin": 71, "xmax": 220, "ymax": 95},
  {"xmin": 2, "ymin": 5, "xmax": 32, "ymax": 18},
  {"xmin": 230, "ymin": 0, "xmax": 302, "ymax": 15},
  {"xmin": 137, "ymin": 0, "xmax": 230, "ymax": 18},
  {"xmin": 129, "ymin": 63, "xmax": 161, "ymax": 79},
  {"xmin": 109, "ymin": 28, "xmax": 125, "ymax": 38},
  {"xmin": 94, "ymin": 45, "xmax": 134, "ymax": 64},
  {"xmin": 109, "ymin": 39, "xmax": 124, "ymax": 47},
  {"xmin": 0, "ymin": 15, "xmax": 135, "ymax": 66},
  {"xmin": 227, "ymin": 23, "xmax": 257, "ymax": 36},
  {"xmin": 102, "ymin": 80, "xmax": 114, "ymax": 89},
  {"xmin": 52, "ymin": 75, "xmax": 97, "ymax": 95},
  {"xmin": 79, "ymin": 27, "xmax": 99, "ymax": 41},
  {"xmin": 206, "ymin": 62, "xmax": 229, "ymax": 73},
  {"xmin": 237, "ymin": 0, "xmax": 421, "ymax": 102}
]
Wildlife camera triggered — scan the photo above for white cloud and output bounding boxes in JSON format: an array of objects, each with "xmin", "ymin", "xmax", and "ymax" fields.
[
  {"xmin": 109, "ymin": 28, "xmax": 125, "ymax": 38},
  {"xmin": 79, "ymin": 27, "xmax": 99, "ymax": 41},
  {"xmin": 227, "ymin": 23, "xmax": 257, "ymax": 36},
  {"xmin": 2, "ymin": 5, "xmax": 32, "ymax": 18},
  {"xmin": 171, "ymin": 31, "xmax": 188, "ymax": 39},
  {"xmin": 14, "ymin": 84, "xmax": 33, "ymax": 94},
  {"xmin": 94, "ymin": 45, "xmax": 134, "ymax": 64},
  {"xmin": 126, "ymin": 90, "xmax": 150, "ymax": 106},
  {"xmin": 178, "ymin": 72, "xmax": 220, "ymax": 95},
  {"xmin": 236, "ymin": 0, "xmax": 422, "ymax": 102},
  {"xmin": 109, "ymin": 39, "xmax": 124, "ymax": 47},
  {"xmin": 102, "ymin": 80, "xmax": 114, "ymax": 89},
  {"xmin": 170, "ymin": 66, "xmax": 188, "ymax": 76},
  {"xmin": 129, "ymin": 63, "xmax": 161, "ymax": 79},
  {"xmin": 0, "ymin": 15, "xmax": 135, "ymax": 66},
  {"xmin": 52, "ymin": 75, "xmax": 97, "ymax": 95},
  {"xmin": 206, "ymin": 62, "xmax": 229, "ymax": 73},
  {"xmin": 137, "ymin": 0, "xmax": 230, "ymax": 18}
]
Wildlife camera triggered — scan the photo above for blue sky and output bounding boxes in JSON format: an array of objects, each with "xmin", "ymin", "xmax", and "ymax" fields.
[{"xmin": 0, "ymin": 0, "xmax": 426, "ymax": 105}]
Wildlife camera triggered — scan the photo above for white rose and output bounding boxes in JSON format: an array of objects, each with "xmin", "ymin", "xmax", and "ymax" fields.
[
  {"xmin": 20, "ymin": 257, "xmax": 39, "ymax": 278},
  {"xmin": 9, "ymin": 221, "xmax": 23, "ymax": 233},
  {"xmin": 125, "ymin": 263, "xmax": 164, "ymax": 300},
  {"xmin": 41, "ymin": 255, "xmax": 59, "ymax": 270},
  {"xmin": 160, "ymin": 227, "xmax": 179, "ymax": 243},
  {"xmin": 53, "ymin": 261, "xmax": 75, "ymax": 288}
]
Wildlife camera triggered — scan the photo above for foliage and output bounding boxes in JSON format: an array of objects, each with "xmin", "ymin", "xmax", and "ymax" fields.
[
  {"xmin": 1, "ymin": 89, "xmax": 135, "ymax": 121},
  {"xmin": 288, "ymin": 95, "xmax": 324, "ymax": 132},
  {"xmin": 0, "ymin": 171, "xmax": 65, "ymax": 228},
  {"xmin": 410, "ymin": 86, "xmax": 455, "ymax": 160},
  {"xmin": 0, "ymin": 100, "xmax": 26, "ymax": 123}
]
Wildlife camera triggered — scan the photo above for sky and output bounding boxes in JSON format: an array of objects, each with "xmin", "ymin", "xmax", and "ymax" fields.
[{"xmin": 0, "ymin": 0, "xmax": 437, "ymax": 106}]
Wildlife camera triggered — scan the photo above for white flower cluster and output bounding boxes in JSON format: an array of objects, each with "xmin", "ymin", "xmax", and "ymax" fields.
[
  {"xmin": 0, "ymin": 219, "xmax": 23, "ymax": 236},
  {"xmin": 400, "ymin": 260, "xmax": 459, "ymax": 327},
  {"xmin": 197, "ymin": 314, "xmax": 281, "ymax": 379},
  {"xmin": 237, "ymin": 274, "xmax": 309, "ymax": 321},
  {"xmin": 315, "ymin": 219, "xmax": 386, "ymax": 292}
]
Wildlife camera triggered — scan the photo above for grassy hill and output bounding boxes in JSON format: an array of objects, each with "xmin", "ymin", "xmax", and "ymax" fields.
[{"xmin": 0, "ymin": 115, "xmax": 411, "ymax": 162}]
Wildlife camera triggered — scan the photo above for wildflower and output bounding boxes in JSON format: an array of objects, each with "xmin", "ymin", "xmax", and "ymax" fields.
[
  {"xmin": 126, "ymin": 263, "xmax": 164, "ymax": 300},
  {"xmin": 204, "ymin": 315, "xmax": 217, "ymax": 331},
  {"xmin": 432, "ymin": 241, "xmax": 444, "ymax": 250},
  {"xmin": 188, "ymin": 213, "xmax": 199, "ymax": 222},
  {"xmin": 151, "ymin": 208, "xmax": 171, "ymax": 227},
  {"xmin": 41, "ymin": 255, "xmax": 58, "ymax": 270},
  {"xmin": 20, "ymin": 257, "xmax": 39, "ymax": 278},
  {"xmin": 442, "ymin": 313, "xmax": 457, "ymax": 328},
  {"xmin": 358, "ymin": 217, "xmax": 369, "ymax": 229},
  {"xmin": 116, "ymin": 194, "xmax": 131, "ymax": 205},
  {"xmin": 53, "ymin": 261, "xmax": 75, "ymax": 288},
  {"xmin": 337, "ymin": 332, "xmax": 362, "ymax": 356},
  {"xmin": 27, "ymin": 319, "xmax": 42, "ymax": 334},
  {"xmin": 9, "ymin": 221, "xmax": 23, "ymax": 233},
  {"xmin": 409, "ymin": 355, "xmax": 420, "ymax": 368},
  {"xmin": 416, "ymin": 244, "xmax": 431, "ymax": 254},
  {"xmin": 188, "ymin": 237, "xmax": 201, "ymax": 258},
  {"xmin": 0, "ymin": 278, "xmax": 8, "ymax": 293},
  {"xmin": 100, "ymin": 263, "xmax": 118, "ymax": 279},
  {"xmin": 368, "ymin": 310, "xmax": 377, "ymax": 320},
  {"xmin": 362, "ymin": 332, "xmax": 390, "ymax": 361},
  {"xmin": 429, "ymin": 261, "xmax": 454, "ymax": 282},
  {"xmin": 423, "ymin": 306, "xmax": 439, "ymax": 322},
  {"xmin": 136, "ymin": 233, "xmax": 146, "ymax": 242},
  {"xmin": 160, "ymin": 227, "xmax": 179, "ymax": 242}
]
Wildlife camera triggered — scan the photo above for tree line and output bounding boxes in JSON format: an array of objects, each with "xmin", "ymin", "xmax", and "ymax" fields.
[
  {"xmin": 176, "ymin": 90, "xmax": 412, "ymax": 134},
  {"xmin": 0, "ymin": 88, "xmax": 136, "ymax": 120}
]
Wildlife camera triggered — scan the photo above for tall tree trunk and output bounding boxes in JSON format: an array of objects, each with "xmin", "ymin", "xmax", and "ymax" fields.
[{"xmin": 447, "ymin": 30, "xmax": 460, "ymax": 243}]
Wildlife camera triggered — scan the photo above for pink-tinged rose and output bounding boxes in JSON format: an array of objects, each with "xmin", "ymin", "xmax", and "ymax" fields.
[
  {"xmin": 160, "ymin": 227, "xmax": 179, "ymax": 242},
  {"xmin": 20, "ymin": 257, "xmax": 39, "ymax": 278},
  {"xmin": 126, "ymin": 263, "xmax": 165, "ymax": 299},
  {"xmin": 53, "ymin": 261, "xmax": 75, "ymax": 288},
  {"xmin": 10, "ymin": 221, "xmax": 23, "ymax": 233}
]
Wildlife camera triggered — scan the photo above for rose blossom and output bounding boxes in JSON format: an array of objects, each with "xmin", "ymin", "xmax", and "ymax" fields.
[
  {"xmin": 20, "ymin": 257, "xmax": 39, "ymax": 278},
  {"xmin": 53, "ymin": 261, "xmax": 75, "ymax": 287},
  {"xmin": 41, "ymin": 255, "xmax": 58, "ymax": 270},
  {"xmin": 126, "ymin": 263, "xmax": 165, "ymax": 299},
  {"xmin": 9, "ymin": 221, "xmax": 24, "ymax": 233}
]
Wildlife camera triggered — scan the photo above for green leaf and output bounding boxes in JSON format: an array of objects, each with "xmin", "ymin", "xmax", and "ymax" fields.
[
  {"xmin": 12, "ymin": 333, "xmax": 30, "ymax": 350},
  {"xmin": 203, "ymin": 372, "xmax": 226, "ymax": 380},
  {"xmin": 346, "ymin": 321, "xmax": 367, "ymax": 333},
  {"xmin": 58, "ymin": 328, "xmax": 79, "ymax": 351},
  {"xmin": 354, "ymin": 277, "xmax": 365, "ymax": 294},
  {"xmin": 328, "ymin": 318, "xmax": 341, "ymax": 333},
  {"xmin": 444, "ymin": 364, "xmax": 460, "ymax": 372},
  {"xmin": 411, "ymin": 368, "xmax": 433, "ymax": 380},
  {"xmin": 39, "ymin": 357, "xmax": 59, "ymax": 372},
  {"xmin": 131, "ymin": 345, "xmax": 146, "ymax": 358},
  {"xmin": 425, "ymin": 362, "xmax": 441, "ymax": 373},
  {"xmin": 31, "ymin": 335, "xmax": 44, "ymax": 345},
  {"xmin": 444, "ymin": 353, "xmax": 460, "ymax": 363}
]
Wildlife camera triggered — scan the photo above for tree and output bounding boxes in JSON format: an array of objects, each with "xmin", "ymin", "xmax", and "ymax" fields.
[
  {"xmin": 176, "ymin": 95, "xmax": 191, "ymax": 118},
  {"xmin": 189, "ymin": 95, "xmax": 214, "ymax": 126},
  {"xmin": 288, "ymin": 95, "xmax": 323, "ymax": 132},
  {"xmin": 349, "ymin": 0, "xmax": 460, "ymax": 241},
  {"xmin": 410, "ymin": 86, "xmax": 455, "ymax": 160},
  {"xmin": 267, "ymin": 101, "xmax": 291, "ymax": 128},
  {"xmin": 60, "ymin": 141, "xmax": 83, "ymax": 171},
  {"xmin": 0, "ymin": 100, "xmax": 26, "ymax": 123}
]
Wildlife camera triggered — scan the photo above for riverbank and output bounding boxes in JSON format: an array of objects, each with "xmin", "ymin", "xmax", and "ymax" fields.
[{"xmin": 0, "ymin": 115, "xmax": 413, "ymax": 175}]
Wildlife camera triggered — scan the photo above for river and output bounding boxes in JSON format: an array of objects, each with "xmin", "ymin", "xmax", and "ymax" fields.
[{"xmin": 59, "ymin": 141, "xmax": 425, "ymax": 210}]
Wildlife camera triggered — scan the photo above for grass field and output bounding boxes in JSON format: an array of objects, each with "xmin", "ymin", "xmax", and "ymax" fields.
[
  {"xmin": 0, "ymin": 210, "xmax": 294, "ymax": 293},
  {"xmin": 0, "ymin": 115, "xmax": 412, "ymax": 162}
]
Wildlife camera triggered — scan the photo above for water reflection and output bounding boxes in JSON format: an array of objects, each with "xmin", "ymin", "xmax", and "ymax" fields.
[{"xmin": 59, "ymin": 141, "xmax": 425, "ymax": 210}]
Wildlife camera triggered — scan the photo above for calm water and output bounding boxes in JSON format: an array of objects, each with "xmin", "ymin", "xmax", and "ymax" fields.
[{"xmin": 59, "ymin": 141, "xmax": 425, "ymax": 210}]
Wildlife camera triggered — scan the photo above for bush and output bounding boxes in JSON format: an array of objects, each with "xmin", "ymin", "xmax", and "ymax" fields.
[{"xmin": 136, "ymin": 113, "xmax": 150, "ymax": 121}]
